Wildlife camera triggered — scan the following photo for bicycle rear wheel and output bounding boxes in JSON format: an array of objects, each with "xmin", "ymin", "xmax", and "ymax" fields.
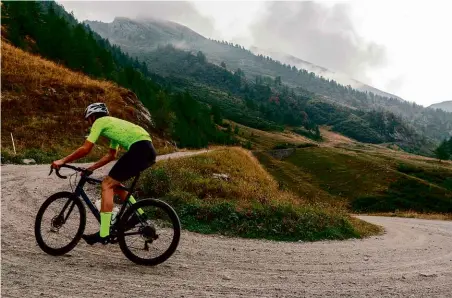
[
  {"xmin": 34, "ymin": 192, "xmax": 86, "ymax": 256},
  {"xmin": 117, "ymin": 199, "xmax": 181, "ymax": 266}
]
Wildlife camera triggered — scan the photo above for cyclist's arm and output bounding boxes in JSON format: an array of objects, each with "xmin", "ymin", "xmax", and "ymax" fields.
[
  {"xmin": 62, "ymin": 117, "xmax": 106, "ymax": 164},
  {"xmin": 87, "ymin": 147, "xmax": 118, "ymax": 172},
  {"xmin": 60, "ymin": 140, "xmax": 94, "ymax": 164}
]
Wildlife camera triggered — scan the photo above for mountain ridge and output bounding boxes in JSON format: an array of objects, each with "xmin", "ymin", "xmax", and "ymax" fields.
[
  {"xmin": 86, "ymin": 17, "xmax": 401, "ymax": 101},
  {"xmin": 430, "ymin": 101, "xmax": 452, "ymax": 112},
  {"xmin": 249, "ymin": 46, "xmax": 403, "ymax": 101},
  {"xmin": 84, "ymin": 17, "xmax": 452, "ymax": 146}
]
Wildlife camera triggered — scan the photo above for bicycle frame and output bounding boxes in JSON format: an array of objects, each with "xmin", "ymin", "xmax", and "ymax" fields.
[{"xmin": 58, "ymin": 172, "xmax": 141, "ymax": 226}]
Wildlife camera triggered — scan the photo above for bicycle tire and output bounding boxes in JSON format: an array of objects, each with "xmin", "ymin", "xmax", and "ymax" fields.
[
  {"xmin": 34, "ymin": 191, "xmax": 86, "ymax": 256},
  {"xmin": 117, "ymin": 199, "xmax": 181, "ymax": 266}
]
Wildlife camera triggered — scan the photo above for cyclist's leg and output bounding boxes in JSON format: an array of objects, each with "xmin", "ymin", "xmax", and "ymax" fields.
[
  {"xmin": 100, "ymin": 176, "xmax": 120, "ymax": 234},
  {"xmin": 112, "ymin": 140, "xmax": 156, "ymax": 214},
  {"xmin": 82, "ymin": 175, "xmax": 119, "ymax": 245},
  {"xmin": 82, "ymin": 146, "xmax": 137, "ymax": 245},
  {"xmin": 114, "ymin": 187, "xmax": 144, "ymax": 215}
]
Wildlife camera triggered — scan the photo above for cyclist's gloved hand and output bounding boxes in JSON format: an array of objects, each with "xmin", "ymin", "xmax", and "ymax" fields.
[{"xmin": 51, "ymin": 159, "xmax": 64, "ymax": 170}]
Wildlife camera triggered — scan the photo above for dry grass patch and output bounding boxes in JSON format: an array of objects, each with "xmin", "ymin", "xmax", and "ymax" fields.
[
  {"xmin": 143, "ymin": 147, "xmax": 300, "ymax": 208},
  {"xmin": 1, "ymin": 42, "xmax": 172, "ymax": 163},
  {"xmin": 319, "ymin": 126, "xmax": 356, "ymax": 147},
  {"xmin": 256, "ymin": 145, "xmax": 452, "ymax": 216},
  {"xmin": 139, "ymin": 147, "xmax": 378, "ymax": 241},
  {"xmin": 228, "ymin": 121, "xmax": 316, "ymax": 150}
]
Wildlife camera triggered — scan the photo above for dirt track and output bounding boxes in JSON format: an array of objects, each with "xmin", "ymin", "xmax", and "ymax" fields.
[{"xmin": 2, "ymin": 151, "xmax": 452, "ymax": 297}]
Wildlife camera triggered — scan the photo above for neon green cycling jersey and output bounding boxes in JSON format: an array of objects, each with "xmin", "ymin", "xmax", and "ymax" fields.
[{"xmin": 86, "ymin": 116, "xmax": 152, "ymax": 151}]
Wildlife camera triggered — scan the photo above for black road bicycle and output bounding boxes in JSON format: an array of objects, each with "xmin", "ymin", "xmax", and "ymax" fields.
[{"xmin": 34, "ymin": 164, "xmax": 181, "ymax": 266}]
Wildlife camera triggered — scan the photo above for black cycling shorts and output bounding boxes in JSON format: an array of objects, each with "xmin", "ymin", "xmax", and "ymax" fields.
[{"xmin": 109, "ymin": 140, "xmax": 157, "ymax": 182}]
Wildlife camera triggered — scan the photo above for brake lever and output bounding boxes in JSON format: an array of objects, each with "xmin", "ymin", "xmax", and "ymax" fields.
[
  {"xmin": 55, "ymin": 168, "xmax": 67, "ymax": 179},
  {"xmin": 48, "ymin": 166, "xmax": 67, "ymax": 179}
]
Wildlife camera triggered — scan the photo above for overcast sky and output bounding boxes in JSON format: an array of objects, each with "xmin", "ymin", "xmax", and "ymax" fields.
[{"xmin": 58, "ymin": 0, "xmax": 452, "ymax": 107}]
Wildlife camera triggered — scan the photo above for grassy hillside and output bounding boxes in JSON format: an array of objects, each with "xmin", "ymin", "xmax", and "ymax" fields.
[
  {"xmin": 0, "ymin": 41, "xmax": 173, "ymax": 163},
  {"xmin": 255, "ymin": 146, "xmax": 452, "ymax": 214},
  {"xmin": 139, "ymin": 147, "xmax": 380, "ymax": 241}
]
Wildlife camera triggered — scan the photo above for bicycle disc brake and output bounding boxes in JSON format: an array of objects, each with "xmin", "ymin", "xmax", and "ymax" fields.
[{"xmin": 50, "ymin": 215, "xmax": 64, "ymax": 233}]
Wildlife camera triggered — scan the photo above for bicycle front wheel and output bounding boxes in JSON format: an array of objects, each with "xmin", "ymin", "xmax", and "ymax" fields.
[
  {"xmin": 117, "ymin": 199, "xmax": 181, "ymax": 266},
  {"xmin": 34, "ymin": 192, "xmax": 86, "ymax": 256}
]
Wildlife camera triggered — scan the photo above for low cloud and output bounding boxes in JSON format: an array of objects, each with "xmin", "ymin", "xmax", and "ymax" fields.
[
  {"xmin": 385, "ymin": 75, "xmax": 406, "ymax": 94},
  {"xmin": 250, "ymin": 1, "xmax": 388, "ymax": 81},
  {"xmin": 58, "ymin": 1, "xmax": 215, "ymax": 37}
]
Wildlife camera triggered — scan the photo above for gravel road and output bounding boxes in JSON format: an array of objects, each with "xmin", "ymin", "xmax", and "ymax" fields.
[{"xmin": 2, "ymin": 151, "xmax": 452, "ymax": 297}]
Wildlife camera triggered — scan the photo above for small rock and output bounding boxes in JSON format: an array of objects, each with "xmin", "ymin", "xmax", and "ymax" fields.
[
  {"xmin": 212, "ymin": 173, "xmax": 230, "ymax": 181},
  {"xmin": 402, "ymin": 275, "xmax": 406, "ymax": 279},
  {"xmin": 222, "ymin": 274, "xmax": 232, "ymax": 280},
  {"xmin": 180, "ymin": 264, "xmax": 189, "ymax": 269},
  {"xmin": 419, "ymin": 273, "xmax": 437, "ymax": 278},
  {"xmin": 364, "ymin": 257, "xmax": 369, "ymax": 261},
  {"xmin": 22, "ymin": 158, "xmax": 36, "ymax": 165}
]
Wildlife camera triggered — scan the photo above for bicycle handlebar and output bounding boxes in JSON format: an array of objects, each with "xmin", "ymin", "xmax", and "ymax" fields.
[{"xmin": 48, "ymin": 164, "xmax": 93, "ymax": 179}]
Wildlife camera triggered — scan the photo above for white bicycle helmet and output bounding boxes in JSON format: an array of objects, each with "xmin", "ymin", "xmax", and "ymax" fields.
[{"xmin": 84, "ymin": 102, "xmax": 109, "ymax": 119}]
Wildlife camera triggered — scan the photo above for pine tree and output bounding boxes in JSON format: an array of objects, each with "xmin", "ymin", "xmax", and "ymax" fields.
[{"xmin": 434, "ymin": 140, "xmax": 450, "ymax": 162}]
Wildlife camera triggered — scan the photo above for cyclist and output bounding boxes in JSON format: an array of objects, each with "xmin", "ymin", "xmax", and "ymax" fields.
[{"xmin": 51, "ymin": 102, "xmax": 156, "ymax": 245}]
